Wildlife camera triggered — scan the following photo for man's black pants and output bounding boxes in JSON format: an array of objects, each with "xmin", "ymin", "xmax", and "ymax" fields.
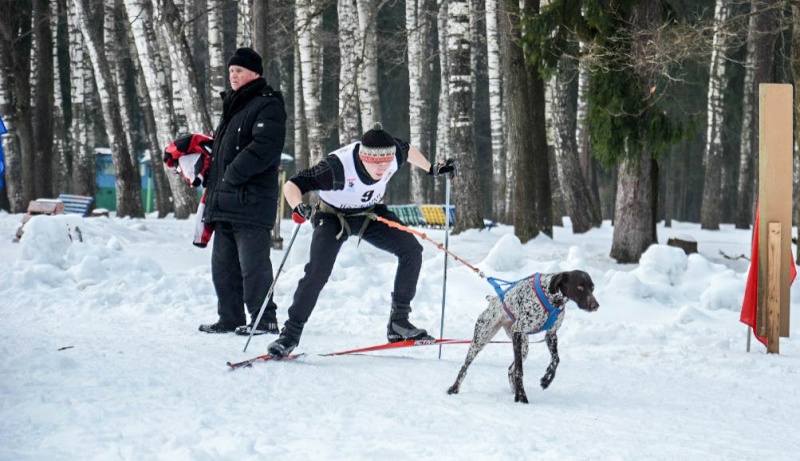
[{"xmin": 211, "ymin": 221, "xmax": 278, "ymax": 326}]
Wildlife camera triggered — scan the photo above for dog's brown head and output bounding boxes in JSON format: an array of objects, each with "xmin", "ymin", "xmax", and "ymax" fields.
[{"xmin": 549, "ymin": 270, "xmax": 599, "ymax": 312}]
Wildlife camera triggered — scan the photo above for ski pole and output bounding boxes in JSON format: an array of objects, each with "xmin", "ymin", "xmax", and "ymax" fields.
[
  {"xmin": 243, "ymin": 222, "xmax": 302, "ymax": 352},
  {"xmin": 439, "ymin": 176, "xmax": 451, "ymax": 359}
]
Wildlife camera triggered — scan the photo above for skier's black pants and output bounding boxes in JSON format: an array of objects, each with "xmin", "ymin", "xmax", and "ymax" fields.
[
  {"xmin": 285, "ymin": 206, "xmax": 423, "ymax": 334},
  {"xmin": 211, "ymin": 221, "xmax": 278, "ymax": 326}
]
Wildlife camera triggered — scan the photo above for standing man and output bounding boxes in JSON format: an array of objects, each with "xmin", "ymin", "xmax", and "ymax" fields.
[
  {"xmin": 267, "ymin": 123, "xmax": 456, "ymax": 357},
  {"xmin": 199, "ymin": 47, "xmax": 287, "ymax": 336}
]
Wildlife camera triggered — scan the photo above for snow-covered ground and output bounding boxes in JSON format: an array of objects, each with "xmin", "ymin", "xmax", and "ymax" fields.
[{"xmin": 1, "ymin": 210, "xmax": 798, "ymax": 460}]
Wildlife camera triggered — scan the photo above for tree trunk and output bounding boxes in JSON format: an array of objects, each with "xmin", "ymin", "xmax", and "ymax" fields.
[
  {"xmin": 66, "ymin": 0, "xmax": 96, "ymax": 199},
  {"xmin": 253, "ymin": 0, "xmax": 269, "ymax": 66},
  {"xmin": 550, "ymin": 56, "xmax": 601, "ymax": 233},
  {"xmin": 293, "ymin": 40, "xmax": 309, "ymax": 170},
  {"xmin": 157, "ymin": 0, "xmax": 212, "ymax": 133},
  {"xmin": 33, "ymin": 0, "xmax": 55, "ymax": 199},
  {"xmin": 735, "ymin": 0, "xmax": 780, "ymax": 229},
  {"xmin": 338, "ymin": 0, "xmax": 361, "ymax": 144},
  {"xmin": 700, "ymin": 0, "xmax": 733, "ymax": 230},
  {"xmin": 407, "ymin": 0, "xmax": 436, "ymax": 204},
  {"xmin": 500, "ymin": 0, "xmax": 538, "ymax": 241},
  {"xmin": 74, "ymin": 0, "xmax": 143, "ymax": 218},
  {"xmin": 436, "ymin": 0, "xmax": 450, "ymax": 201},
  {"xmin": 576, "ymin": 41, "xmax": 602, "ymax": 221},
  {"xmin": 447, "ymin": 0, "xmax": 482, "ymax": 232},
  {"xmin": 236, "ymin": 0, "xmax": 252, "ymax": 47},
  {"xmin": 207, "ymin": 0, "xmax": 224, "ymax": 121},
  {"xmin": 296, "ymin": 0, "xmax": 324, "ymax": 163},
  {"xmin": 486, "ymin": 0, "xmax": 505, "ymax": 221},
  {"xmin": 524, "ymin": 0, "xmax": 551, "ymax": 238},
  {"xmin": 125, "ymin": 0, "xmax": 198, "ymax": 218},
  {"xmin": 356, "ymin": 0, "xmax": 380, "ymax": 126},
  {"xmin": 51, "ymin": 0, "xmax": 71, "ymax": 195},
  {"xmin": 0, "ymin": 0, "xmax": 36, "ymax": 209},
  {"xmin": 135, "ymin": 62, "xmax": 174, "ymax": 217},
  {"xmin": 610, "ymin": 152, "xmax": 654, "ymax": 263}
]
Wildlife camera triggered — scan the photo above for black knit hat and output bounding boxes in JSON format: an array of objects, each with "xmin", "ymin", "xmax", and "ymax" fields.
[
  {"xmin": 227, "ymin": 47, "xmax": 263, "ymax": 75},
  {"xmin": 359, "ymin": 122, "xmax": 396, "ymax": 163}
]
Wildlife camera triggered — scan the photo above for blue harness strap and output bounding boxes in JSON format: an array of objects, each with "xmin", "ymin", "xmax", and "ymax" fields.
[
  {"xmin": 531, "ymin": 273, "xmax": 562, "ymax": 334},
  {"xmin": 487, "ymin": 276, "xmax": 527, "ymax": 322},
  {"xmin": 486, "ymin": 273, "xmax": 562, "ymax": 335}
]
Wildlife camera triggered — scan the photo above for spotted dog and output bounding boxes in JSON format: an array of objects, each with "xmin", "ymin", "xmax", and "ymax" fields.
[{"xmin": 447, "ymin": 270, "xmax": 599, "ymax": 403}]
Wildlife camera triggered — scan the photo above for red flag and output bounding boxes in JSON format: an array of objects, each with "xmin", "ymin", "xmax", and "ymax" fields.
[{"xmin": 739, "ymin": 206, "xmax": 797, "ymax": 346}]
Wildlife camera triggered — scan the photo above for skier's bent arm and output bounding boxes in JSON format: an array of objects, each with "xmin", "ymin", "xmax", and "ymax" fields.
[{"xmin": 283, "ymin": 180, "xmax": 303, "ymax": 210}]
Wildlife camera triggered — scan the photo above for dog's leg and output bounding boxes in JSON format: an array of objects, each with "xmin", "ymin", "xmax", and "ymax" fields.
[
  {"xmin": 507, "ymin": 332, "xmax": 528, "ymax": 392},
  {"xmin": 511, "ymin": 331, "xmax": 528, "ymax": 403},
  {"xmin": 448, "ymin": 307, "xmax": 503, "ymax": 395},
  {"xmin": 540, "ymin": 331, "xmax": 559, "ymax": 389}
]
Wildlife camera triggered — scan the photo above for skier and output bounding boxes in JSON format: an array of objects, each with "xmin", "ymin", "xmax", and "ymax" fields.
[{"xmin": 267, "ymin": 123, "xmax": 455, "ymax": 357}]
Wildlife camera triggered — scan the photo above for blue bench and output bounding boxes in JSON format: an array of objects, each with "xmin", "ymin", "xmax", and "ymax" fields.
[
  {"xmin": 57, "ymin": 194, "xmax": 94, "ymax": 216},
  {"xmin": 387, "ymin": 204, "xmax": 456, "ymax": 228}
]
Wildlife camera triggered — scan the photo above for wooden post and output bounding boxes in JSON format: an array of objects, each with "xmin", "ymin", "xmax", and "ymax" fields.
[
  {"xmin": 766, "ymin": 223, "xmax": 781, "ymax": 354},
  {"xmin": 757, "ymin": 84, "xmax": 793, "ymax": 348}
]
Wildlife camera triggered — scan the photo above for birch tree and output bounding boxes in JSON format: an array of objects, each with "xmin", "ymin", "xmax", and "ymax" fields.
[
  {"xmin": 207, "ymin": 0, "xmax": 224, "ymax": 121},
  {"xmin": 436, "ymin": 0, "xmax": 450, "ymax": 199},
  {"xmin": 237, "ymin": 0, "xmax": 252, "ymax": 48},
  {"xmin": 338, "ymin": 0, "xmax": 361, "ymax": 144},
  {"xmin": 125, "ymin": 0, "xmax": 198, "ymax": 218},
  {"xmin": 106, "ymin": 0, "xmax": 137, "ymax": 163},
  {"xmin": 293, "ymin": 41, "xmax": 309, "ymax": 169},
  {"xmin": 156, "ymin": 0, "xmax": 212, "ymax": 133},
  {"xmin": 66, "ymin": 0, "xmax": 95, "ymax": 199},
  {"xmin": 356, "ymin": 0, "xmax": 380, "ymax": 126},
  {"xmin": 700, "ymin": 0, "xmax": 733, "ymax": 231},
  {"xmin": 296, "ymin": 0, "xmax": 324, "ymax": 164},
  {"xmin": 51, "ymin": 0, "xmax": 71, "ymax": 194},
  {"xmin": 447, "ymin": 0, "xmax": 482, "ymax": 231},
  {"xmin": 486, "ymin": 0, "xmax": 505, "ymax": 220},
  {"xmin": 73, "ymin": 0, "xmax": 143, "ymax": 217}
]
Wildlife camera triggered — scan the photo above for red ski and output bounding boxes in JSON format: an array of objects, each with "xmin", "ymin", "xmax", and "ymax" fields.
[
  {"xmin": 320, "ymin": 338, "xmax": 509, "ymax": 356},
  {"xmin": 227, "ymin": 353, "xmax": 305, "ymax": 370}
]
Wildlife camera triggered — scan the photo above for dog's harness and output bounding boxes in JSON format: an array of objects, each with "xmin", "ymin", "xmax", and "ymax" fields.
[{"xmin": 487, "ymin": 273, "xmax": 562, "ymax": 335}]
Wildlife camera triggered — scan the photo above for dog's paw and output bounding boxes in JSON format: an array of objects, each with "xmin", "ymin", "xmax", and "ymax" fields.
[
  {"xmin": 514, "ymin": 392, "xmax": 529, "ymax": 404},
  {"xmin": 540, "ymin": 371, "xmax": 555, "ymax": 389},
  {"xmin": 447, "ymin": 385, "xmax": 460, "ymax": 395}
]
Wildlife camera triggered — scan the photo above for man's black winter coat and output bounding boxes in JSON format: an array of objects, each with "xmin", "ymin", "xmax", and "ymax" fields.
[{"xmin": 204, "ymin": 78, "xmax": 287, "ymax": 228}]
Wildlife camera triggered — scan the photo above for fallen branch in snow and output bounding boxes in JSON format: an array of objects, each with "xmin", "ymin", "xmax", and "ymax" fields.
[{"xmin": 718, "ymin": 250, "xmax": 749, "ymax": 261}]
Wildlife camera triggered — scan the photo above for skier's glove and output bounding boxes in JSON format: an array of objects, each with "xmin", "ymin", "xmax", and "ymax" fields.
[
  {"xmin": 428, "ymin": 158, "xmax": 456, "ymax": 179},
  {"xmin": 292, "ymin": 204, "xmax": 313, "ymax": 224}
]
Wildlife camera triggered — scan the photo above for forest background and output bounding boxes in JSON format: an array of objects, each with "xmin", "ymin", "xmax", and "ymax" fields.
[{"xmin": 1, "ymin": 0, "xmax": 798, "ymax": 263}]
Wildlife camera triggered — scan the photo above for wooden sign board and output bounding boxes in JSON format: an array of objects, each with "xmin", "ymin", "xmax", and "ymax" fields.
[{"xmin": 757, "ymin": 84, "xmax": 793, "ymax": 340}]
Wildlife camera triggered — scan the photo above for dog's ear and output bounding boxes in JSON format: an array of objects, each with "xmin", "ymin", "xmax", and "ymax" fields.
[{"xmin": 549, "ymin": 272, "xmax": 568, "ymax": 294}]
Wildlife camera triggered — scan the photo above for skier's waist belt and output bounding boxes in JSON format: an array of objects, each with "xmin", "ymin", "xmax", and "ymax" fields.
[{"xmin": 317, "ymin": 201, "xmax": 377, "ymax": 241}]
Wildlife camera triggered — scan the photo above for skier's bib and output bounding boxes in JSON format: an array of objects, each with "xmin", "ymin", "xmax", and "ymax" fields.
[{"xmin": 319, "ymin": 142, "xmax": 398, "ymax": 210}]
